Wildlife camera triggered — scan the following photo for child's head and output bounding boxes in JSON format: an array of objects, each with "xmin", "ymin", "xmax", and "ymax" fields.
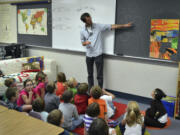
[
  {"xmin": 152, "ymin": 88, "xmax": 166, "ymax": 100},
  {"xmin": 67, "ymin": 80, "xmax": 74, "ymax": 89},
  {"xmin": 90, "ymin": 85, "xmax": 102, "ymax": 99},
  {"xmin": 88, "ymin": 118, "xmax": 109, "ymax": 135},
  {"xmin": 69, "ymin": 77, "xmax": 78, "ymax": 87},
  {"xmin": 46, "ymin": 81, "xmax": 56, "ymax": 94},
  {"xmin": 86, "ymin": 102, "xmax": 100, "ymax": 117},
  {"xmin": 126, "ymin": 101, "xmax": 142, "ymax": 127},
  {"xmin": 5, "ymin": 87, "xmax": 18, "ymax": 102},
  {"xmin": 47, "ymin": 109, "xmax": 64, "ymax": 126},
  {"xmin": 35, "ymin": 71, "xmax": 46, "ymax": 84},
  {"xmin": 32, "ymin": 97, "xmax": 45, "ymax": 112},
  {"xmin": 57, "ymin": 72, "xmax": 66, "ymax": 83},
  {"xmin": 4, "ymin": 78, "xmax": 16, "ymax": 88},
  {"xmin": 23, "ymin": 79, "xmax": 34, "ymax": 92},
  {"xmin": 62, "ymin": 90, "xmax": 73, "ymax": 103},
  {"xmin": 77, "ymin": 83, "xmax": 88, "ymax": 94}
]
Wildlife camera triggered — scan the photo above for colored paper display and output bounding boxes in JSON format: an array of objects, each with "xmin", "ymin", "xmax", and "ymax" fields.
[{"xmin": 149, "ymin": 19, "xmax": 179, "ymax": 60}]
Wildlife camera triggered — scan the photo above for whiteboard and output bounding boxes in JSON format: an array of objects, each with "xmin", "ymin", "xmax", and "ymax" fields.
[{"xmin": 52, "ymin": 0, "xmax": 116, "ymax": 55}]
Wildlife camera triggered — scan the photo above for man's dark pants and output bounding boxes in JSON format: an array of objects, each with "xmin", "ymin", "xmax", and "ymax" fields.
[{"xmin": 86, "ymin": 54, "xmax": 103, "ymax": 91}]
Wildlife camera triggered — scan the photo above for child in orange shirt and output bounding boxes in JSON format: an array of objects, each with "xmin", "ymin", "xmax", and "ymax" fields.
[
  {"xmin": 56, "ymin": 72, "xmax": 67, "ymax": 98},
  {"xmin": 88, "ymin": 85, "xmax": 107, "ymax": 121}
]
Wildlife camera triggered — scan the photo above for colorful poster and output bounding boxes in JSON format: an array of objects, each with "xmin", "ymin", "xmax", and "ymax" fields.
[
  {"xmin": 149, "ymin": 19, "xmax": 179, "ymax": 60},
  {"xmin": 18, "ymin": 8, "xmax": 47, "ymax": 35}
]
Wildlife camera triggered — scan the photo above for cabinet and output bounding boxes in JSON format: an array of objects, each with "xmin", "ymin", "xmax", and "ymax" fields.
[{"xmin": 0, "ymin": 43, "xmax": 26, "ymax": 60}]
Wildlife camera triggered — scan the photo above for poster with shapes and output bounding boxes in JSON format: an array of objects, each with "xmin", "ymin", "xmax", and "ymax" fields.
[
  {"xmin": 149, "ymin": 19, "xmax": 179, "ymax": 60},
  {"xmin": 18, "ymin": 8, "xmax": 47, "ymax": 35}
]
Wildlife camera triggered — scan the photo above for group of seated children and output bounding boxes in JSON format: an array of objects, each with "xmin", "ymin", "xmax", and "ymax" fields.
[{"xmin": 0, "ymin": 71, "xmax": 168, "ymax": 135}]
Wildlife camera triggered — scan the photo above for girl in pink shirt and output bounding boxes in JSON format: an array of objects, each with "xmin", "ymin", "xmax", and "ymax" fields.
[
  {"xmin": 17, "ymin": 79, "xmax": 36, "ymax": 106},
  {"xmin": 34, "ymin": 71, "xmax": 48, "ymax": 98}
]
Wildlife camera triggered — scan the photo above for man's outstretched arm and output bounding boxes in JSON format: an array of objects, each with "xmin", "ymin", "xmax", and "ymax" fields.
[{"xmin": 111, "ymin": 22, "xmax": 132, "ymax": 29}]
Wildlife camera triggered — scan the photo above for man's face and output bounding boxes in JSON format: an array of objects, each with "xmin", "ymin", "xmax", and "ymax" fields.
[{"xmin": 85, "ymin": 16, "xmax": 92, "ymax": 26}]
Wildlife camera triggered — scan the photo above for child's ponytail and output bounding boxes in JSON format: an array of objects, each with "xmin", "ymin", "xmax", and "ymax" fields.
[{"xmin": 126, "ymin": 109, "xmax": 136, "ymax": 126}]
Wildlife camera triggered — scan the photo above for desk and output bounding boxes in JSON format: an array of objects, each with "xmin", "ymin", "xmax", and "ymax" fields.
[
  {"xmin": 0, "ymin": 109, "xmax": 64, "ymax": 135},
  {"xmin": 0, "ymin": 105, "xmax": 8, "ymax": 113}
]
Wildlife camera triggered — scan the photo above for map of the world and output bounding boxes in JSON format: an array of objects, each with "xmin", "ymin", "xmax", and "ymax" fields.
[{"xmin": 18, "ymin": 8, "xmax": 47, "ymax": 35}]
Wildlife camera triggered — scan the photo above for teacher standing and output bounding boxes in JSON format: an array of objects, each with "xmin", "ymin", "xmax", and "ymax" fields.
[{"xmin": 80, "ymin": 12, "xmax": 132, "ymax": 91}]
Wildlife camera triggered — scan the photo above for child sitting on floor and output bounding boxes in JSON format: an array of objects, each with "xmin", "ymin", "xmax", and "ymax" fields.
[
  {"xmin": 88, "ymin": 118, "xmax": 117, "ymax": 135},
  {"xmin": 120, "ymin": 101, "xmax": 145, "ymax": 135},
  {"xmin": 3, "ymin": 78, "xmax": 17, "ymax": 101},
  {"xmin": 67, "ymin": 77, "xmax": 78, "ymax": 98},
  {"xmin": 32, "ymin": 97, "xmax": 48, "ymax": 122},
  {"xmin": 84, "ymin": 102, "xmax": 100, "ymax": 135},
  {"xmin": 34, "ymin": 71, "xmax": 47, "ymax": 98},
  {"xmin": 44, "ymin": 81, "xmax": 60, "ymax": 113},
  {"xmin": 4, "ymin": 78, "xmax": 17, "ymax": 88},
  {"xmin": 56, "ymin": 72, "xmax": 67, "ymax": 98},
  {"xmin": 101, "ymin": 89, "xmax": 116, "ymax": 118},
  {"xmin": 88, "ymin": 85, "xmax": 107, "ymax": 120},
  {"xmin": 144, "ymin": 88, "xmax": 167, "ymax": 128},
  {"xmin": 17, "ymin": 79, "xmax": 36, "ymax": 106},
  {"xmin": 47, "ymin": 109, "xmax": 70, "ymax": 135},
  {"xmin": 59, "ymin": 90, "xmax": 83, "ymax": 131},
  {"xmin": 74, "ymin": 83, "xmax": 89, "ymax": 114},
  {"xmin": 5, "ymin": 87, "xmax": 32, "ymax": 112}
]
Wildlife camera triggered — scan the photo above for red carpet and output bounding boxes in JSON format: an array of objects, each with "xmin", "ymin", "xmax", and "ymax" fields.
[
  {"xmin": 73, "ymin": 102, "xmax": 127, "ymax": 135},
  {"xmin": 111, "ymin": 102, "xmax": 127, "ymax": 120}
]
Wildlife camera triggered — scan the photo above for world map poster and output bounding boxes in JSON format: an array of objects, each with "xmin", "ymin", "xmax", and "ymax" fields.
[
  {"xmin": 18, "ymin": 8, "xmax": 47, "ymax": 35},
  {"xmin": 149, "ymin": 19, "xmax": 179, "ymax": 60}
]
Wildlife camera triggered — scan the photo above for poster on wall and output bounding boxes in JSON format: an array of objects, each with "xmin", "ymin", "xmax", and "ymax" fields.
[
  {"xmin": 18, "ymin": 8, "xmax": 47, "ymax": 35},
  {"xmin": 149, "ymin": 19, "xmax": 179, "ymax": 60}
]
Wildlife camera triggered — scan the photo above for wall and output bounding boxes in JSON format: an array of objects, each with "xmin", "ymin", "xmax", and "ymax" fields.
[
  {"xmin": 27, "ymin": 47, "xmax": 178, "ymax": 98},
  {"xmin": 0, "ymin": 4, "xmax": 17, "ymax": 43}
]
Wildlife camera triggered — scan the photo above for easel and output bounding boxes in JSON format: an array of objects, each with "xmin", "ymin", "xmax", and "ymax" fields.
[{"xmin": 174, "ymin": 62, "xmax": 180, "ymax": 119}]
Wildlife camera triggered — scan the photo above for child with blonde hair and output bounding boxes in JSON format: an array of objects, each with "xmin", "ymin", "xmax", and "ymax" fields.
[
  {"xmin": 56, "ymin": 72, "xmax": 67, "ymax": 98},
  {"xmin": 34, "ymin": 71, "xmax": 47, "ymax": 98},
  {"xmin": 120, "ymin": 101, "xmax": 145, "ymax": 135},
  {"xmin": 67, "ymin": 77, "xmax": 78, "ymax": 97}
]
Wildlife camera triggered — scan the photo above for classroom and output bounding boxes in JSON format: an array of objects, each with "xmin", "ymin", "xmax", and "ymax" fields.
[{"xmin": 0, "ymin": 0, "xmax": 180, "ymax": 135}]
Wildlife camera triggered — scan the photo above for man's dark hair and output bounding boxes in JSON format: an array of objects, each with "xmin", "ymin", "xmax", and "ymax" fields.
[
  {"xmin": 88, "ymin": 118, "xmax": 109, "ymax": 135},
  {"xmin": 62, "ymin": 90, "xmax": 73, "ymax": 103},
  {"xmin": 32, "ymin": 97, "xmax": 45, "ymax": 112},
  {"xmin": 86, "ymin": 102, "xmax": 100, "ymax": 117},
  {"xmin": 80, "ymin": 12, "xmax": 90, "ymax": 23},
  {"xmin": 5, "ymin": 87, "xmax": 17, "ymax": 100}
]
